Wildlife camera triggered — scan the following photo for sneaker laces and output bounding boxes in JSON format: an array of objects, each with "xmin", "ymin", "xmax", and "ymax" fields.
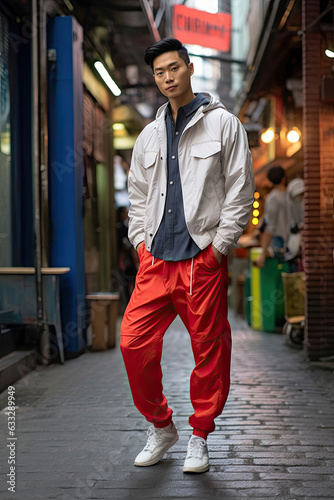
[
  {"xmin": 186, "ymin": 437, "xmax": 206, "ymax": 460},
  {"xmin": 144, "ymin": 427, "xmax": 163, "ymax": 452}
]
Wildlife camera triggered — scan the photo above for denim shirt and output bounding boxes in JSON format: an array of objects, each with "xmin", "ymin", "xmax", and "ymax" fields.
[{"xmin": 151, "ymin": 93, "xmax": 210, "ymax": 261}]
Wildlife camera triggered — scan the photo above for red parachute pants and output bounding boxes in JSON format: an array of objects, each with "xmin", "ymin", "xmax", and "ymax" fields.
[{"xmin": 120, "ymin": 244, "xmax": 231, "ymax": 439}]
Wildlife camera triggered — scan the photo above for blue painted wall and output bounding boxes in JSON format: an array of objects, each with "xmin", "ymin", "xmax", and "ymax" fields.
[{"xmin": 47, "ymin": 16, "xmax": 86, "ymax": 355}]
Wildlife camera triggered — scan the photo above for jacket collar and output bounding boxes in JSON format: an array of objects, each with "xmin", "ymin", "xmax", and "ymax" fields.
[{"xmin": 155, "ymin": 92, "xmax": 226, "ymax": 123}]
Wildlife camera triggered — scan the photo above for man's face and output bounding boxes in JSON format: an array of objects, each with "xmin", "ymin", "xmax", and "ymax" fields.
[{"xmin": 152, "ymin": 50, "xmax": 194, "ymax": 99}]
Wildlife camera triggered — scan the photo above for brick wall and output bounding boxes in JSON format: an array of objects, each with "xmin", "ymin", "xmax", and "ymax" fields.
[{"xmin": 302, "ymin": 0, "xmax": 334, "ymax": 360}]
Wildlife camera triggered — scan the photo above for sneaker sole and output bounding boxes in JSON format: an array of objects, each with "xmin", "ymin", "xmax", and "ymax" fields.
[
  {"xmin": 134, "ymin": 433, "xmax": 179, "ymax": 467},
  {"xmin": 183, "ymin": 463, "xmax": 210, "ymax": 473}
]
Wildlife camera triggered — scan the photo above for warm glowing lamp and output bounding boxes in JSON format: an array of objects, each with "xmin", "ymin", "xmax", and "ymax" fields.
[
  {"xmin": 287, "ymin": 127, "xmax": 301, "ymax": 143},
  {"xmin": 254, "ymin": 192, "xmax": 260, "ymax": 199},
  {"xmin": 113, "ymin": 123, "xmax": 125, "ymax": 131},
  {"xmin": 260, "ymin": 128, "xmax": 275, "ymax": 143}
]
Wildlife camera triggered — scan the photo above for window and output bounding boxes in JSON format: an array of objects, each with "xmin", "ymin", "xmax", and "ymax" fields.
[{"xmin": 0, "ymin": 12, "xmax": 11, "ymax": 265}]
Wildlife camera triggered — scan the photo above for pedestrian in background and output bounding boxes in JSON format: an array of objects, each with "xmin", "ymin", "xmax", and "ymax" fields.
[
  {"xmin": 120, "ymin": 38, "xmax": 254, "ymax": 473},
  {"xmin": 255, "ymin": 166, "xmax": 288, "ymax": 269}
]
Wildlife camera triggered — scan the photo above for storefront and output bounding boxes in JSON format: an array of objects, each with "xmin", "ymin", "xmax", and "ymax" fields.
[
  {"xmin": 0, "ymin": 2, "xmax": 120, "ymax": 361},
  {"xmin": 0, "ymin": 4, "xmax": 34, "ymax": 269}
]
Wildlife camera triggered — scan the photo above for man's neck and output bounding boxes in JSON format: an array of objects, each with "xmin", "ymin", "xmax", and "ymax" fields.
[{"xmin": 169, "ymin": 90, "xmax": 196, "ymax": 122}]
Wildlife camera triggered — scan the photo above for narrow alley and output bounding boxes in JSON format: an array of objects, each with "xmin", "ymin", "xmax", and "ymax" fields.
[{"xmin": 0, "ymin": 314, "xmax": 333, "ymax": 500}]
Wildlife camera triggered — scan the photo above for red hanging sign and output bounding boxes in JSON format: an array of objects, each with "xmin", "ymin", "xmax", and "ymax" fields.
[{"xmin": 172, "ymin": 5, "xmax": 231, "ymax": 52}]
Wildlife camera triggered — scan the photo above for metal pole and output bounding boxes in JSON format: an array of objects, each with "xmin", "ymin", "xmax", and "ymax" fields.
[
  {"xmin": 32, "ymin": 0, "xmax": 48, "ymax": 364},
  {"xmin": 40, "ymin": 0, "xmax": 50, "ymax": 268},
  {"xmin": 139, "ymin": 0, "xmax": 161, "ymax": 41},
  {"xmin": 188, "ymin": 52, "xmax": 246, "ymax": 66},
  {"xmin": 165, "ymin": 0, "xmax": 173, "ymax": 37}
]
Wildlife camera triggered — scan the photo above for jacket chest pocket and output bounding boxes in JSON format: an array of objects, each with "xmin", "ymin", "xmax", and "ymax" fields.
[
  {"xmin": 143, "ymin": 151, "xmax": 159, "ymax": 183},
  {"xmin": 144, "ymin": 152, "xmax": 158, "ymax": 169},
  {"xmin": 190, "ymin": 141, "xmax": 222, "ymax": 179},
  {"xmin": 191, "ymin": 141, "xmax": 221, "ymax": 160}
]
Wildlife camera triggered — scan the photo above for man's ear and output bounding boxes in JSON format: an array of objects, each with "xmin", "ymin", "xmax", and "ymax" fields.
[{"xmin": 188, "ymin": 62, "xmax": 194, "ymax": 76}]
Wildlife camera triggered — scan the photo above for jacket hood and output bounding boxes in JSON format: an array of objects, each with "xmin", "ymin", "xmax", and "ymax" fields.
[{"xmin": 155, "ymin": 92, "xmax": 227, "ymax": 121}]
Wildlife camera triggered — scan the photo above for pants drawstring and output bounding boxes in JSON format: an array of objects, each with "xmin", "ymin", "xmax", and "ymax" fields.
[
  {"xmin": 152, "ymin": 256, "xmax": 155, "ymax": 266},
  {"xmin": 190, "ymin": 257, "xmax": 194, "ymax": 296}
]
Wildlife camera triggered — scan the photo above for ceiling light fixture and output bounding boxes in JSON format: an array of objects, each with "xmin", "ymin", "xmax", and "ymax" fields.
[
  {"xmin": 63, "ymin": 0, "xmax": 74, "ymax": 11},
  {"xmin": 113, "ymin": 123, "xmax": 125, "ymax": 131},
  {"xmin": 94, "ymin": 61, "xmax": 122, "ymax": 97}
]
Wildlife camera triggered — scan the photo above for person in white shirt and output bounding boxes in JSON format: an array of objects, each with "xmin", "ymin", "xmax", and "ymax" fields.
[{"xmin": 255, "ymin": 166, "xmax": 288, "ymax": 268}]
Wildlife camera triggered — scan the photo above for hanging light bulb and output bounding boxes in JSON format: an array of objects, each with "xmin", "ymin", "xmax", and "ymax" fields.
[
  {"xmin": 287, "ymin": 127, "xmax": 301, "ymax": 143},
  {"xmin": 325, "ymin": 48, "xmax": 334, "ymax": 58},
  {"xmin": 260, "ymin": 128, "xmax": 275, "ymax": 144}
]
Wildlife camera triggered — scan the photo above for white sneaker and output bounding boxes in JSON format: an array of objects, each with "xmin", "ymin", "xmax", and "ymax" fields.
[
  {"xmin": 134, "ymin": 422, "xmax": 179, "ymax": 467},
  {"xmin": 183, "ymin": 435, "xmax": 210, "ymax": 473}
]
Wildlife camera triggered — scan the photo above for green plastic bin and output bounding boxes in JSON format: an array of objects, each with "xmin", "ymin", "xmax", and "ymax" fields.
[{"xmin": 247, "ymin": 248, "xmax": 289, "ymax": 332}]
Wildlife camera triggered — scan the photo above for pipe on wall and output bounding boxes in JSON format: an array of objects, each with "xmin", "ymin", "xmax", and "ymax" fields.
[{"xmin": 32, "ymin": 0, "xmax": 48, "ymax": 364}]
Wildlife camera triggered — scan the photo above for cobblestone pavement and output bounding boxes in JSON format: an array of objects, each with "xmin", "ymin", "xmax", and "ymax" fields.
[{"xmin": 0, "ymin": 313, "xmax": 334, "ymax": 500}]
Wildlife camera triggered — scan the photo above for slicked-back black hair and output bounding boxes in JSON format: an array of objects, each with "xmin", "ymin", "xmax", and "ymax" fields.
[
  {"xmin": 267, "ymin": 166, "xmax": 286, "ymax": 185},
  {"xmin": 144, "ymin": 37, "xmax": 190, "ymax": 69}
]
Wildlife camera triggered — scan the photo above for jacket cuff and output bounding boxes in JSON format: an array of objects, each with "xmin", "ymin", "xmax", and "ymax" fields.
[
  {"xmin": 212, "ymin": 237, "xmax": 233, "ymax": 256},
  {"xmin": 133, "ymin": 233, "xmax": 145, "ymax": 250}
]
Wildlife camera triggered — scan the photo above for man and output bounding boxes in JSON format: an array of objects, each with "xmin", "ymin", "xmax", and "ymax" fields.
[
  {"xmin": 120, "ymin": 38, "xmax": 254, "ymax": 473},
  {"xmin": 255, "ymin": 166, "xmax": 288, "ymax": 269}
]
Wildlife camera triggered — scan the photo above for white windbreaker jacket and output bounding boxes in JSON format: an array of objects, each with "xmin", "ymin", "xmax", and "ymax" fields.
[{"xmin": 127, "ymin": 93, "xmax": 255, "ymax": 256}]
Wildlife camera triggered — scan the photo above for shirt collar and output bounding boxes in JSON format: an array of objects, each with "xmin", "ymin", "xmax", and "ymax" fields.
[
  {"xmin": 182, "ymin": 93, "xmax": 209, "ymax": 116},
  {"xmin": 166, "ymin": 93, "xmax": 210, "ymax": 119}
]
